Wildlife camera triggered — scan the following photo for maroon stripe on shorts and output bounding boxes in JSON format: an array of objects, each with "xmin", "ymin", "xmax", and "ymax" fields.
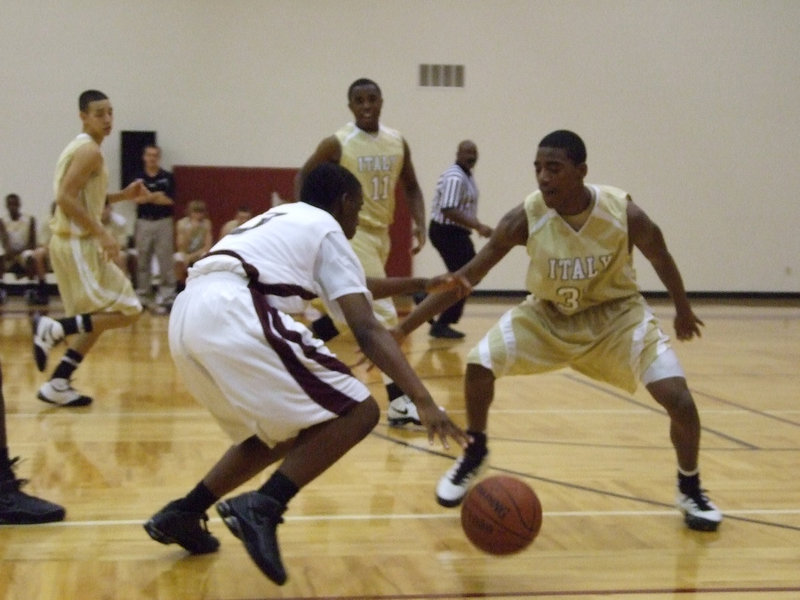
[{"xmin": 250, "ymin": 288, "xmax": 358, "ymax": 415}]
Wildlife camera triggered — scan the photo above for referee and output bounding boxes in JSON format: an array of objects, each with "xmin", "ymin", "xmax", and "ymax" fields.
[{"xmin": 427, "ymin": 140, "xmax": 492, "ymax": 338}]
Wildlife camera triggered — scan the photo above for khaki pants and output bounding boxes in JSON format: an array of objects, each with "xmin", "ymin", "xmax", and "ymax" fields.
[{"xmin": 135, "ymin": 217, "xmax": 175, "ymax": 299}]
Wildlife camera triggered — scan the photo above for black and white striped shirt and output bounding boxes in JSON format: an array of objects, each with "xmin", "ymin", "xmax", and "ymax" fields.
[{"xmin": 430, "ymin": 164, "xmax": 478, "ymax": 229}]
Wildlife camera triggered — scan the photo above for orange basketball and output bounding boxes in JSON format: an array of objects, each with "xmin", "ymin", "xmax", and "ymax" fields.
[{"xmin": 460, "ymin": 475, "xmax": 542, "ymax": 555}]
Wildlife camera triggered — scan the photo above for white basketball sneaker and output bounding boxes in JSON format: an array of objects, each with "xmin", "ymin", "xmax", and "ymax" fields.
[
  {"xmin": 37, "ymin": 379, "xmax": 92, "ymax": 407},
  {"xmin": 387, "ymin": 395, "xmax": 421, "ymax": 426},
  {"xmin": 435, "ymin": 450, "xmax": 489, "ymax": 508},
  {"xmin": 676, "ymin": 487, "xmax": 722, "ymax": 531},
  {"xmin": 32, "ymin": 314, "xmax": 65, "ymax": 372}
]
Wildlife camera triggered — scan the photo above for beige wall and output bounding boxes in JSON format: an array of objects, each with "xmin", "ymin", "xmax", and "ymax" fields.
[{"xmin": 1, "ymin": 0, "xmax": 798, "ymax": 292}]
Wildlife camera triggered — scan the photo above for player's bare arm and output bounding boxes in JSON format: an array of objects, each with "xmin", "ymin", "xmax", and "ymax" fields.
[
  {"xmin": 337, "ymin": 292, "xmax": 469, "ymax": 449},
  {"xmin": 627, "ymin": 199, "xmax": 703, "ymax": 341},
  {"xmin": 366, "ymin": 274, "xmax": 471, "ymax": 300},
  {"xmin": 397, "ymin": 203, "xmax": 527, "ymax": 337},
  {"xmin": 400, "ymin": 139, "xmax": 427, "ymax": 254},
  {"xmin": 294, "ymin": 136, "xmax": 342, "ymax": 200}
]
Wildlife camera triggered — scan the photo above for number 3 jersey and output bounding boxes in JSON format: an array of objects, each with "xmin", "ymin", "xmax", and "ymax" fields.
[
  {"xmin": 524, "ymin": 185, "xmax": 639, "ymax": 316},
  {"xmin": 335, "ymin": 122, "xmax": 404, "ymax": 230}
]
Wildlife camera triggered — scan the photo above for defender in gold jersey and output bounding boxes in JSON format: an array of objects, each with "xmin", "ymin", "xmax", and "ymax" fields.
[
  {"xmin": 296, "ymin": 79, "xmax": 428, "ymax": 427},
  {"xmin": 399, "ymin": 130, "xmax": 722, "ymax": 532},
  {"xmin": 32, "ymin": 90, "xmax": 166, "ymax": 407}
]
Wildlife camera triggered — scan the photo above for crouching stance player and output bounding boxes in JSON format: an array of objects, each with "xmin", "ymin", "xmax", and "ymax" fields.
[
  {"xmin": 398, "ymin": 130, "xmax": 722, "ymax": 533},
  {"xmin": 144, "ymin": 163, "xmax": 469, "ymax": 585}
]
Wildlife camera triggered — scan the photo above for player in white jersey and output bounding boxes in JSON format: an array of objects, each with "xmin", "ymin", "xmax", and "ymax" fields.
[
  {"xmin": 398, "ymin": 130, "xmax": 722, "ymax": 533},
  {"xmin": 31, "ymin": 90, "xmax": 160, "ymax": 407},
  {"xmin": 144, "ymin": 163, "xmax": 469, "ymax": 585},
  {"xmin": 295, "ymin": 78, "xmax": 429, "ymax": 427}
]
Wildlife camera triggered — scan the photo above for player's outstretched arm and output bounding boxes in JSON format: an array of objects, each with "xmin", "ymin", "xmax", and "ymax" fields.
[
  {"xmin": 396, "ymin": 203, "xmax": 528, "ymax": 337},
  {"xmin": 338, "ymin": 292, "xmax": 469, "ymax": 449},
  {"xmin": 627, "ymin": 199, "xmax": 703, "ymax": 341},
  {"xmin": 366, "ymin": 274, "xmax": 471, "ymax": 300}
]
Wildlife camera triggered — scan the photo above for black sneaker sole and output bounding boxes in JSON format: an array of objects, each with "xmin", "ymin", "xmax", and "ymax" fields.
[
  {"xmin": 0, "ymin": 507, "xmax": 66, "ymax": 524},
  {"xmin": 684, "ymin": 514, "xmax": 721, "ymax": 532},
  {"xmin": 143, "ymin": 519, "xmax": 220, "ymax": 554},
  {"xmin": 36, "ymin": 391, "xmax": 93, "ymax": 407},
  {"xmin": 435, "ymin": 495, "xmax": 465, "ymax": 508},
  {"xmin": 144, "ymin": 520, "xmax": 174, "ymax": 545},
  {"xmin": 387, "ymin": 416, "xmax": 422, "ymax": 427}
]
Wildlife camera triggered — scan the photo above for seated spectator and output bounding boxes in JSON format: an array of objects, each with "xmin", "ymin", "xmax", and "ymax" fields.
[
  {"xmin": 174, "ymin": 200, "xmax": 213, "ymax": 295},
  {"xmin": 219, "ymin": 206, "xmax": 253, "ymax": 238},
  {"xmin": 0, "ymin": 193, "xmax": 48, "ymax": 305}
]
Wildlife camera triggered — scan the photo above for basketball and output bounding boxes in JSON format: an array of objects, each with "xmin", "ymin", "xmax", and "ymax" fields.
[{"xmin": 460, "ymin": 475, "xmax": 542, "ymax": 555}]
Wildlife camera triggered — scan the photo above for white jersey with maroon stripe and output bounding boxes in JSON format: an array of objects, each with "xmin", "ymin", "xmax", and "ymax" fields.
[{"xmin": 189, "ymin": 201, "xmax": 371, "ymax": 323}]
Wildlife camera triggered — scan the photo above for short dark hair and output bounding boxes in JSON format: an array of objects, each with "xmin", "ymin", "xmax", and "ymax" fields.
[
  {"xmin": 143, "ymin": 144, "xmax": 161, "ymax": 153},
  {"xmin": 538, "ymin": 130, "xmax": 587, "ymax": 165},
  {"xmin": 301, "ymin": 163, "xmax": 361, "ymax": 209},
  {"xmin": 347, "ymin": 78, "xmax": 381, "ymax": 101},
  {"xmin": 79, "ymin": 90, "xmax": 108, "ymax": 112},
  {"xmin": 5, "ymin": 193, "xmax": 20, "ymax": 203}
]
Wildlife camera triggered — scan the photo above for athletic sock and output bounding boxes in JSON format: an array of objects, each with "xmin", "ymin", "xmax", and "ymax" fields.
[
  {"xmin": 58, "ymin": 314, "xmax": 93, "ymax": 336},
  {"xmin": 51, "ymin": 348, "xmax": 84, "ymax": 381},
  {"xmin": 385, "ymin": 382, "xmax": 404, "ymax": 402},
  {"xmin": 178, "ymin": 481, "xmax": 218, "ymax": 513},
  {"xmin": 258, "ymin": 470, "xmax": 299, "ymax": 507},
  {"xmin": 678, "ymin": 469, "xmax": 701, "ymax": 495},
  {"xmin": 466, "ymin": 430, "xmax": 488, "ymax": 456}
]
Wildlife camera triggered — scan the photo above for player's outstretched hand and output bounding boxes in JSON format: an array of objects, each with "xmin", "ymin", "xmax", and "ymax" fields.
[
  {"xmin": 354, "ymin": 326, "xmax": 407, "ymax": 372},
  {"xmin": 425, "ymin": 273, "xmax": 472, "ymax": 298},
  {"xmin": 674, "ymin": 309, "xmax": 704, "ymax": 341},
  {"xmin": 415, "ymin": 398, "xmax": 470, "ymax": 450}
]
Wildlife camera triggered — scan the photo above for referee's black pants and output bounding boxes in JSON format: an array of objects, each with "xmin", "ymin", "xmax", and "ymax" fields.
[{"xmin": 428, "ymin": 221, "xmax": 476, "ymax": 326}]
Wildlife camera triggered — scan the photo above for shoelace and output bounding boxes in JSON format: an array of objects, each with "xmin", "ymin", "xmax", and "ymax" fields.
[
  {"xmin": 451, "ymin": 452, "xmax": 485, "ymax": 484},
  {"xmin": 0, "ymin": 457, "xmax": 28, "ymax": 492},
  {"xmin": 684, "ymin": 489, "xmax": 714, "ymax": 511}
]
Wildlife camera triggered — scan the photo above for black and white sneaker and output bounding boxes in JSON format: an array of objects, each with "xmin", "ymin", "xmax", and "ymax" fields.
[
  {"xmin": 144, "ymin": 499, "xmax": 220, "ymax": 554},
  {"xmin": 676, "ymin": 487, "xmax": 722, "ymax": 531},
  {"xmin": 217, "ymin": 492, "xmax": 288, "ymax": 585},
  {"xmin": 32, "ymin": 314, "xmax": 65, "ymax": 372},
  {"xmin": 37, "ymin": 379, "xmax": 92, "ymax": 407},
  {"xmin": 387, "ymin": 395, "xmax": 421, "ymax": 426},
  {"xmin": 435, "ymin": 449, "xmax": 489, "ymax": 508},
  {"xmin": 0, "ymin": 458, "xmax": 66, "ymax": 524}
]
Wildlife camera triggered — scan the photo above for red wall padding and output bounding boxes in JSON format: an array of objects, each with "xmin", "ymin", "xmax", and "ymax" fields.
[{"xmin": 172, "ymin": 165, "xmax": 411, "ymax": 276}]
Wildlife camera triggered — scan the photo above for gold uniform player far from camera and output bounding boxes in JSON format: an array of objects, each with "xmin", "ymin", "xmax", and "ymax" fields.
[{"xmin": 295, "ymin": 78, "xmax": 429, "ymax": 428}]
